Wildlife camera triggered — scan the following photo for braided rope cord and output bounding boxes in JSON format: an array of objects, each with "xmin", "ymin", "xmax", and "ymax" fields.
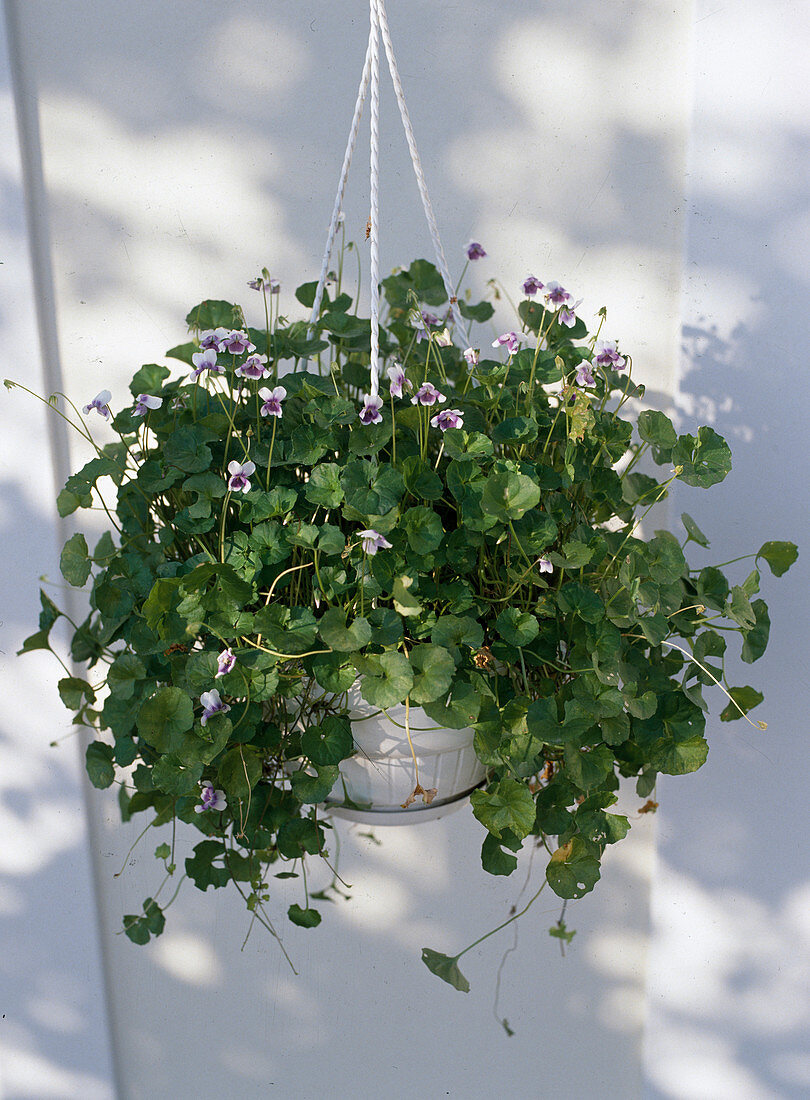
[
  {"xmin": 309, "ymin": 0, "xmax": 469, "ymax": 393},
  {"xmin": 376, "ymin": 1, "xmax": 469, "ymax": 344},
  {"xmin": 368, "ymin": 0, "xmax": 381, "ymax": 396},
  {"xmin": 307, "ymin": 23, "xmax": 374, "ymax": 334}
]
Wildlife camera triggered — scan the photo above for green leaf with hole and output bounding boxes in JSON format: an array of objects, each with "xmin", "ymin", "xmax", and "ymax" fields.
[
  {"xmin": 152, "ymin": 755, "xmax": 203, "ymax": 796},
  {"xmin": 576, "ymin": 809, "xmax": 630, "ymax": 845},
  {"xmin": 185, "ymin": 840, "xmax": 230, "ymax": 891},
  {"xmin": 624, "ymin": 690, "xmax": 657, "ymax": 720},
  {"xmin": 546, "ymin": 837, "xmax": 601, "ymax": 900}
]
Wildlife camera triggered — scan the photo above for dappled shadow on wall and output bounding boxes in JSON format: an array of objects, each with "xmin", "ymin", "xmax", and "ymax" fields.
[
  {"xmin": 98, "ymin": 783, "xmax": 656, "ymax": 1097},
  {"xmin": 645, "ymin": 300, "xmax": 810, "ymax": 1096},
  {"xmin": 6, "ymin": 1, "xmax": 705, "ymax": 1093},
  {"xmin": 0, "ymin": 479, "xmax": 113, "ymax": 1099},
  {"xmin": 646, "ymin": 855, "xmax": 810, "ymax": 1099}
]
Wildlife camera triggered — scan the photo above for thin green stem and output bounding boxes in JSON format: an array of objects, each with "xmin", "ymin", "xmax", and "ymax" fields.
[
  {"xmin": 265, "ymin": 417, "xmax": 277, "ymax": 490},
  {"xmin": 457, "ymin": 879, "xmax": 548, "ymax": 961}
]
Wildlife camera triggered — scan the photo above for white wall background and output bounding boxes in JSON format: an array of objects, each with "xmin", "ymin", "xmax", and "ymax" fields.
[
  {"xmin": 0, "ymin": 1, "xmax": 807, "ymax": 1098},
  {"xmin": 644, "ymin": 4, "xmax": 810, "ymax": 1098}
]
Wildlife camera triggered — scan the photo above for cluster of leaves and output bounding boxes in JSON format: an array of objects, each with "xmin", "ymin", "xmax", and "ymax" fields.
[{"xmin": 20, "ymin": 257, "xmax": 796, "ymax": 968}]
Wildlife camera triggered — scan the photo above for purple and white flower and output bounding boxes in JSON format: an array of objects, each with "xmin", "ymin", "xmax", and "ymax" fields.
[
  {"xmin": 222, "ymin": 330, "xmax": 255, "ymax": 356},
  {"xmin": 434, "ymin": 328, "xmax": 453, "ymax": 348},
  {"xmin": 492, "ymin": 331, "xmax": 522, "ymax": 355},
  {"xmin": 258, "ymin": 385, "xmax": 286, "ymax": 417},
  {"xmin": 247, "ymin": 277, "xmax": 265, "ymax": 291},
  {"xmin": 413, "ymin": 310, "xmax": 441, "ymax": 342},
  {"xmin": 235, "ymin": 354, "xmax": 270, "ymax": 380},
  {"xmin": 538, "ymin": 558, "xmax": 553, "ymax": 574},
  {"xmin": 227, "ymin": 459, "xmax": 256, "ymax": 492},
  {"xmin": 522, "ymin": 275, "xmax": 544, "ymax": 297},
  {"xmin": 215, "ymin": 647, "xmax": 236, "ymax": 678},
  {"xmin": 200, "ymin": 689, "xmax": 231, "ymax": 727},
  {"xmin": 592, "ymin": 339, "xmax": 626, "ymax": 372},
  {"xmin": 430, "ymin": 407, "xmax": 464, "ymax": 432},
  {"xmin": 133, "ymin": 393, "xmax": 163, "ymax": 417},
  {"xmin": 559, "ymin": 299, "xmax": 583, "ymax": 328},
  {"xmin": 358, "ymin": 529, "xmax": 393, "ymax": 555},
  {"xmin": 463, "ymin": 347, "xmax": 480, "ymax": 366},
  {"xmin": 359, "ymin": 394, "xmax": 384, "ymax": 425},
  {"xmin": 575, "ymin": 362, "xmax": 596, "ymax": 387},
  {"xmin": 386, "ymin": 363, "xmax": 411, "ymax": 398},
  {"xmin": 195, "ymin": 780, "xmax": 227, "ymax": 814},
  {"xmin": 466, "ymin": 241, "xmax": 487, "ymax": 261},
  {"xmin": 199, "ymin": 327, "xmax": 228, "ymax": 351},
  {"xmin": 191, "ymin": 347, "xmax": 222, "ymax": 380},
  {"xmin": 268, "ymin": 278, "xmax": 281, "ymax": 294},
  {"xmin": 171, "ymin": 394, "xmax": 188, "ymax": 411},
  {"xmin": 411, "ymin": 382, "xmax": 446, "ymax": 406},
  {"xmin": 544, "ymin": 281, "xmax": 572, "ymax": 307},
  {"xmin": 83, "ymin": 390, "xmax": 112, "ymax": 420}
]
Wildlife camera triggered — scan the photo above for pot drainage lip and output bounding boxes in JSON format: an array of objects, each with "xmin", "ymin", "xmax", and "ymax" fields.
[{"xmin": 322, "ymin": 778, "xmax": 486, "ymax": 826}]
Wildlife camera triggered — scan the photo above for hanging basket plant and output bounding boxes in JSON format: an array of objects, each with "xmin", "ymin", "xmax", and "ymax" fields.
[
  {"xmin": 8, "ymin": 0, "xmax": 797, "ymax": 993},
  {"xmin": 9, "ymin": 248, "xmax": 796, "ymax": 986}
]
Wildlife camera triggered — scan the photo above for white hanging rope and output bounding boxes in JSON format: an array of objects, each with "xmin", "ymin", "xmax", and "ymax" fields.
[
  {"xmin": 309, "ymin": 0, "xmax": 469, "ymax": 395},
  {"xmin": 376, "ymin": 1, "xmax": 469, "ymax": 344},
  {"xmin": 307, "ymin": 24, "xmax": 374, "ymax": 333},
  {"xmin": 368, "ymin": 0, "xmax": 381, "ymax": 397}
]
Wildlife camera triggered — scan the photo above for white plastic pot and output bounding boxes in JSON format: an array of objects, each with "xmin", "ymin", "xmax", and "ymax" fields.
[{"xmin": 322, "ymin": 682, "xmax": 487, "ymax": 825}]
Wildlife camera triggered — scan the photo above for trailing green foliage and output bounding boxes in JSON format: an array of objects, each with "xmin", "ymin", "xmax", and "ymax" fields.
[{"xmin": 14, "ymin": 254, "xmax": 795, "ymax": 986}]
